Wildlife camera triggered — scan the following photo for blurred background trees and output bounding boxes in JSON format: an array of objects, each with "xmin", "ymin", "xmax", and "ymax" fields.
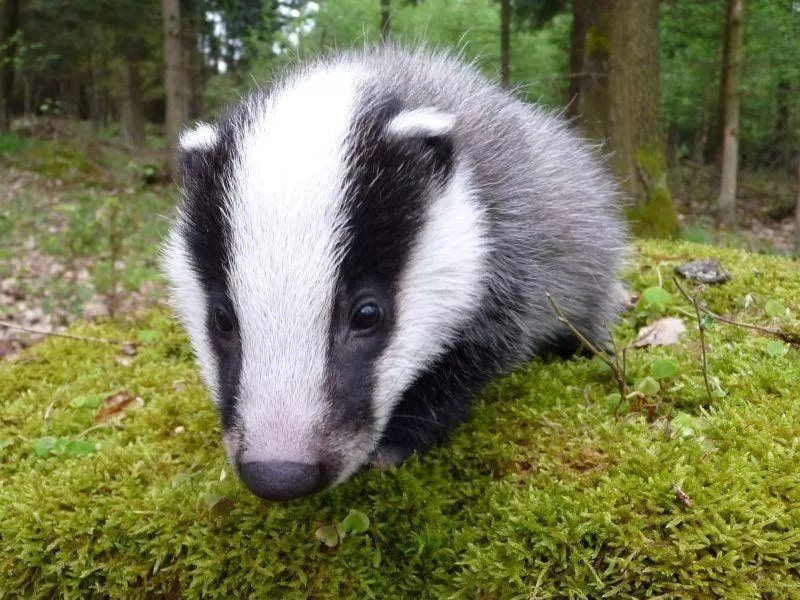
[{"xmin": 0, "ymin": 0, "xmax": 798, "ymax": 243}]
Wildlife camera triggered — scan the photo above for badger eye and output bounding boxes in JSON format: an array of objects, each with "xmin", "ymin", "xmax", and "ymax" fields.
[
  {"xmin": 350, "ymin": 301, "xmax": 381, "ymax": 333},
  {"xmin": 213, "ymin": 306, "xmax": 234, "ymax": 333}
]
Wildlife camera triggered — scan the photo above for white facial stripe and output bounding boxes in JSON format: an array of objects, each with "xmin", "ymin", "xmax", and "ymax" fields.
[
  {"xmin": 386, "ymin": 107, "xmax": 456, "ymax": 138},
  {"xmin": 162, "ymin": 222, "xmax": 220, "ymax": 400},
  {"xmin": 373, "ymin": 168, "xmax": 488, "ymax": 433},
  {"xmin": 179, "ymin": 122, "xmax": 218, "ymax": 152},
  {"xmin": 227, "ymin": 64, "xmax": 362, "ymax": 463}
]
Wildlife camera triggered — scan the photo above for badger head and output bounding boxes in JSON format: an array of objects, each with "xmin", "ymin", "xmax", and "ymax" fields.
[{"xmin": 163, "ymin": 64, "xmax": 487, "ymax": 500}]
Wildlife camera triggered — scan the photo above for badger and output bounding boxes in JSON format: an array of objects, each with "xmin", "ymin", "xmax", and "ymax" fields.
[{"xmin": 163, "ymin": 46, "xmax": 626, "ymax": 501}]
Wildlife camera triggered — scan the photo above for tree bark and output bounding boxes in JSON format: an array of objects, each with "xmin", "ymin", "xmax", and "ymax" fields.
[
  {"xmin": 0, "ymin": 0, "xmax": 20, "ymax": 134},
  {"xmin": 579, "ymin": 0, "xmax": 678, "ymax": 238},
  {"xmin": 499, "ymin": 0, "xmax": 511, "ymax": 87},
  {"xmin": 120, "ymin": 51, "xmax": 146, "ymax": 146},
  {"xmin": 163, "ymin": 0, "xmax": 188, "ymax": 180},
  {"xmin": 717, "ymin": 0, "xmax": 745, "ymax": 229},
  {"xmin": 567, "ymin": 0, "xmax": 589, "ymax": 119}
]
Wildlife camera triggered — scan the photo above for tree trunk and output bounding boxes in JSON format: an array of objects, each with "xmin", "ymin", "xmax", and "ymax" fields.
[
  {"xmin": 795, "ymin": 155, "xmax": 800, "ymax": 253},
  {"xmin": 499, "ymin": 0, "xmax": 511, "ymax": 87},
  {"xmin": 717, "ymin": 0, "xmax": 745, "ymax": 229},
  {"xmin": 163, "ymin": 0, "xmax": 188, "ymax": 180},
  {"xmin": 774, "ymin": 80, "xmax": 791, "ymax": 171},
  {"xmin": 567, "ymin": 0, "xmax": 589, "ymax": 118},
  {"xmin": 380, "ymin": 0, "xmax": 391, "ymax": 43},
  {"xmin": 579, "ymin": 0, "xmax": 678, "ymax": 238},
  {"xmin": 120, "ymin": 51, "xmax": 146, "ymax": 146},
  {"xmin": 0, "ymin": 0, "xmax": 20, "ymax": 134},
  {"xmin": 183, "ymin": 0, "xmax": 203, "ymax": 119}
]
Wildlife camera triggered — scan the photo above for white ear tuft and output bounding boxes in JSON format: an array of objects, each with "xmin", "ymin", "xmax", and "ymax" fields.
[
  {"xmin": 179, "ymin": 122, "xmax": 218, "ymax": 152},
  {"xmin": 386, "ymin": 107, "xmax": 456, "ymax": 139}
]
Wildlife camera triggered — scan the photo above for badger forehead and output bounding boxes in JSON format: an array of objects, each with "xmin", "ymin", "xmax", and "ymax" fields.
[{"xmin": 168, "ymin": 59, "xmax": 488, "ymax": 457}]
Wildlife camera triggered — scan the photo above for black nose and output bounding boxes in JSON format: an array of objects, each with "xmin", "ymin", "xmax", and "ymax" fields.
[{"xmin": 238, "ymin": 461, "xmax": 324, "ymax": 501}]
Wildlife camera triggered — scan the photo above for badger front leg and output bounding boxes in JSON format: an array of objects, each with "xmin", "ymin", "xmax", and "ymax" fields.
[{"xmin": 370, "ymin": 343, "xmax": 492, "ymax": 470}]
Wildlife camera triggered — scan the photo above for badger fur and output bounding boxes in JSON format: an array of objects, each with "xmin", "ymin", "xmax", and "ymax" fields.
[{"xmin": 163, "ymin": 46, "xmax": 626, "ymax": 501}]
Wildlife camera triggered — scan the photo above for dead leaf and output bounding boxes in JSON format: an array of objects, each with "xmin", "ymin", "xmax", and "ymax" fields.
[
  {"xmin": 119, "ymin": 342, "xmax": 137, "ymax": 356},
  {"xmin": 634, "ymin": 317, "xmax": 687, "ymax": 348},
  {"xmin": 95, "ymin": 390, "xmax": 144, "ymax": 424},
  {"xmin": 673, "ymin": 484, "xmax": 692, "ymax": 508}
]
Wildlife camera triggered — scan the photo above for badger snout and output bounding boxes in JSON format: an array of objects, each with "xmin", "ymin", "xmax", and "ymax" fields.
[{"xmin": 238, "ymin": 460, "xmax": 327, "ymax": 501}]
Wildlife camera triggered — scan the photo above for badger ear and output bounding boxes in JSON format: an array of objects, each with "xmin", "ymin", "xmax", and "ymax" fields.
[
  {"xmin": 385, "ymin": 107, "xmax": 456, "ymax": 176},
  {"xmin": 385, "ymin": 107, "xmax": 456, "ymax": 139},
  {"xmin": 179, "ymin": 121, "xmax": 218, "ymax": 153}
]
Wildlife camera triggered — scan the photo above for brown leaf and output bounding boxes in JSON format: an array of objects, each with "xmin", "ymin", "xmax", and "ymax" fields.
[
  {"xmin": 633, "ymin": 317, "xmax": 687, "ymax": 348},
  {"xmin": 95, "ymin": 390, "xmax": 144, "ymax": 424},
  {"xmin": 119, "ymin": 342, "xmax": 138, "ymax": 356},
  {"xmin": 673, "ymin": 484, "xmax": 692, "ymax": 508}
]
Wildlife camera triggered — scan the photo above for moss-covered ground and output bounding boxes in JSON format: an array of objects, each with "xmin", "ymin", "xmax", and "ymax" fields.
[{"xmin": 1, "ymin": 240, "xmax": 799, "ymax": 598}]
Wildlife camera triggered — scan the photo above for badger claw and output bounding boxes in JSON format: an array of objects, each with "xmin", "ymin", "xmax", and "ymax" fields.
[{"xmin": 369, "ymin": 443, "xmax": 413, "ymax": 470}]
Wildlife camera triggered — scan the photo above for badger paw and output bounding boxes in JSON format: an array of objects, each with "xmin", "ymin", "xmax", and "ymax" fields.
[{"xmin": 369, "ymin": 443, "xmax": 414, "ymax": 470}]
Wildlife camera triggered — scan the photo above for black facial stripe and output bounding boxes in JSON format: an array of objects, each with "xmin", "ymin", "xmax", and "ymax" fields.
[
  {"xmin": 179, "ymin": 111, "xmax": 245, "ymax": 430},
  {"xmin": 325, "ymin": 87, "xmax": 456, "ymax": 434}
]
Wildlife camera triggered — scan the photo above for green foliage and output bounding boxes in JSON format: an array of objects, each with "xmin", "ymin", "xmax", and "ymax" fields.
[{"xmin": 2, "ymin": 241, "xmax": 800, "ymax": 596}]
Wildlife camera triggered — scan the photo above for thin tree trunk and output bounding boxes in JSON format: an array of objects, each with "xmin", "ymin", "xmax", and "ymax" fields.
[
  {"xmin": 380, "ymin": 0, "xmax": 391, "ymax": 43},
  {"xmin": 775, "ymin": 80, "xmax": 791, "ymax": 170},
  {"xmin": 567, "ymin": 0, "xmax": 589, "ymax": 118},
  {"xmin": 579, "ymin": 0, "xmax": 610, "ymax": 141},
  {"xmin": 163, "ymin": 0, "xmax": 188, "ymax": 180},
  {"xmin": 0, "ymin": 0, "xmax": 20, "ymax": 134},
  {"xmin": 717, "ymin": 0, "xmax": 745, "ymax": 229},
  {"xmin": 499, "ymin": 0, "xmax": 511, "ymax": 87},
  {"xmin": 795, "ymin": 155, "xmax": 800, "ymax": 253},
  {"xmin": 183, "ymin": 0, "xmax": 203, "ymax": 119},
  {"xmin": 120, "ymin": 52, "xmax": 146, "ymax": 146}
]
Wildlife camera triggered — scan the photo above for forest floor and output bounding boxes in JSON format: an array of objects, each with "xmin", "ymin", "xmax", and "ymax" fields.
[{"xmin": 0, "ymin": 117, "xmax": 797, "ymax": 362}]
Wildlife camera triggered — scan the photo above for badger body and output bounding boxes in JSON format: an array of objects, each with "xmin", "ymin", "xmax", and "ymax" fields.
[{"xmin": 164, "ymin": 47, "xmax": 626, "ymax": 501}]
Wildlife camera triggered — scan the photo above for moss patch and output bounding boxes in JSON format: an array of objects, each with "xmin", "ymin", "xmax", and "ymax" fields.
[
  {"xmin": 628, "ymin": 147, "xmax": 680, "ymax": 239},
  {"xmin": 2, "ymin": 241, "xmax": 800, "ymax": 597}
]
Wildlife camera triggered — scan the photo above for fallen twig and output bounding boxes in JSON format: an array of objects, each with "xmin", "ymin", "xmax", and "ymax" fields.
[
  {"xmin": 673, "ymin": 278, "xmax": 800, "ymax": 348},
  {"xmin": 0, "ymin": 320, "xmax": 122, "ymax": 345},
  {"xmin": 546, "ymin": 293, "xmax": 628, "ymax": 405},
  {"xmin": 673, "ymin": 279, "xmax": 714, "ymax": 403}
]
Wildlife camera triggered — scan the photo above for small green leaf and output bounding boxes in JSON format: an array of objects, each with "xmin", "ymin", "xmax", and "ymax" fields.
[
  {"xmin": 71, "ymin": 394, "xmax": 103, "ymax": 409},
  {"xmin": 340, "ymin": 509, "xmax": 370, "ymax": 535},
  {"xmin": 650, "ymin": 358, "xmax": 679, "ymax": 380},
  {"xmin": 670, "ymin": 412, "xmax": 698, "ymax": 438},
  {"xmin": 764, "ymin": 340, "xmax": 786, "ymax": 358},
  {"xmin": 64, "ymin": 439, "xmax": 98, "ymax": 456},
  {"xmin": 34, "ymin": 436, "xmax": 56, "ymax": 457},
  {"xmin": 137, "ymin": 329, "xmax": 159, "ymax": 343},
  {"xmin": 639, "ymin": 286, "xmax": 673, "ymax": 314},
  {"xmin": 765, "ymin": 300, "xmax": 786, "ymax": 318},
  {"xmin": 372, "ymin": 546, "xmax": 382, "ymax": 568},
  {"xmin": 635, "ymin": 376, "xmax": 660, "ymax": 396},
  {"xmin": 201, "ymin": 493, "xmax": 222, "ymax": 510},
  {"xmin": 700, "ymin": 314, "xmax": 716, "ymax": 329},
  {"xmin": 605, "ymin": 392, "xmax": 621, "ymax": 410},
  {"xmin": 315, "ymin": 525, "xmax": 340, "ymax": 548},
  {"xmin": 0, "ymin": 439, "xmax": 14, "ymax": 450}
]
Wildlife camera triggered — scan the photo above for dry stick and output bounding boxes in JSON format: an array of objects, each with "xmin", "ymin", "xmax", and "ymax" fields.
[
  {"xmin": 0, "ymin": 320, "xmax": 122, "ymax": 345},
  {"xmin": 672, "ymin": 278, "xmax": 800, "ymax": 348},
  {"xmin": 545, "ymin": 293, "xmax": 627, "ymax": 403},
  {"xmin": 673, "ymin": 279, "xmax": 714, "ymax": 403}
]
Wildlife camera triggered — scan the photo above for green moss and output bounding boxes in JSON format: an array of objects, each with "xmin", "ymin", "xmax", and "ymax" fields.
[
  {"xmin": 629, "ymin": 147, "xmax": 680, "ymax": 239},
  {"xmin": 2, "ymin": 241, "xmax": 800, "ymax": 597}
]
